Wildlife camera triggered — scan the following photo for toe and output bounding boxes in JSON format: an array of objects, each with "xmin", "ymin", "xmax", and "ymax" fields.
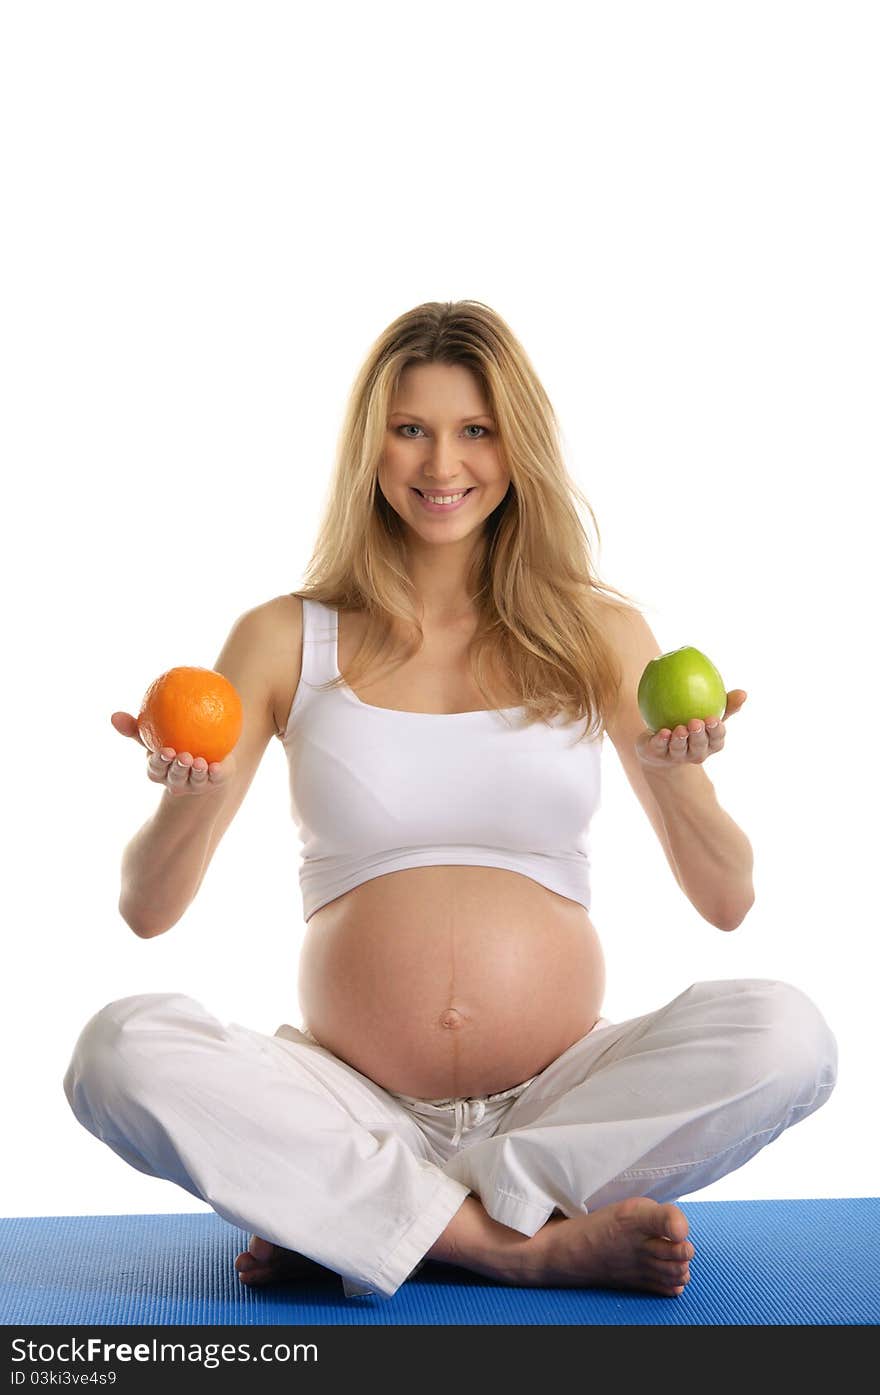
[
  {"xmin": 658, "ymin": 1266, "xmax": 691, "ymax": 1296},
  {"xmin": 645, "ymin": 1236, "xmax": 694, "ymax": 1261},
  {"xmin": 660, "ymin": 1204, "xmax": 689, "ymax": 1244},
  {"xmin": 248, "ymin": 1235, "xmax": 275, "ymax": 1262},
  {"xmin": 649, "ymin": 1255, "xmax": 690, "ymax": 1281}
]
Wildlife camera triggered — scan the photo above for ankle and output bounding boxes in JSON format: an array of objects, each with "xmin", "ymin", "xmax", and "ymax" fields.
[{"xmin": 425, "ymin": 1195, "xmax": 540, "ymax": 1284}]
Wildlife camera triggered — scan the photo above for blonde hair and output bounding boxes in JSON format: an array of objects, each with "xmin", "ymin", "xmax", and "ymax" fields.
[{"xmin": 293, "ymin": 299, "xmax": 645, "ymax": 741}]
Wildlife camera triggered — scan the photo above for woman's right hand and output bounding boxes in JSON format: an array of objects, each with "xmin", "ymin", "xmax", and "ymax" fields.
[{"xmin": 111, "ymin": 711, "xmax": 237, "ymax": 796}]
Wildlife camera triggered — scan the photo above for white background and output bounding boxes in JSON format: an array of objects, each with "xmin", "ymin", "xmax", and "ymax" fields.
[{"xmin": 2, "ymin": 1, "xmax": 877, "ymax": 1222}]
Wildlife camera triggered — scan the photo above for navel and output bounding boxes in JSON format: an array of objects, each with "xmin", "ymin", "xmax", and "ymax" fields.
[{"xmin": 439, "ymin": 1008, "xmax": 465, "ymax": 1029}]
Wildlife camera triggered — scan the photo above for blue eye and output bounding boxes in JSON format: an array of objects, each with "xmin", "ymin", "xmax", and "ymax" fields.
[{"xmin": 397, "ymin": 424, "xmax": 489, "ymax": 439}]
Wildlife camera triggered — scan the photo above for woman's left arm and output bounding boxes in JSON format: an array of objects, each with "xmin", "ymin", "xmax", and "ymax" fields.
[
  {"xmin": 635, "ymin": 690, "xmax": 754, "ymax": 932},
  {"xmin": 601, "ymin": 600, "xmax": 754, "ymax": 932}
]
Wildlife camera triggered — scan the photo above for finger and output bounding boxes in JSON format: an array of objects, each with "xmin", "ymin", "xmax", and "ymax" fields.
[
  {"xmin": 189, "ymin": 757, "xmax": 208, "ymax": 782},
  {"xmin": 113, "ymin": 711, "xmax": 145, "ymax": 743},
  {"xmin": 652, "ymin": 729, "xmax": 671, "ymax": 756},
  {"xmin": 687, "ymin": 720, "xmax": 709, "ymax": 750},
  {"xmin": 669, "ymin": 726, "xmax": 690, "ymax": 759},
  {"xmin": 723, "ymin": 690, "xmax": 747, "ymax": 719},
  {"xmin": 166, "ymin": 753, "xmax": 194, "ymax": 786},
  {"xmin": 147, "ymin": 748, "xmax": 175, "ymax": 781},
  {"xmin": 706, "ymin": 719, "xmax": 725, "ymax": 745}
]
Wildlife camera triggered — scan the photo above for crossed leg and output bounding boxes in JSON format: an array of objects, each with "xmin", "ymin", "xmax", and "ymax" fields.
[
  {"xmin": 64, "ymin": 978, "xmax": 835, "ymax": 1301},
  {"xmin": 235, "ymin": 1194, "xmax": 695, "ymax": 1297}
]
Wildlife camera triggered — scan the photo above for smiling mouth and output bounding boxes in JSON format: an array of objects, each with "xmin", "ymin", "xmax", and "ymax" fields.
[{"xmin": 411, "ymin": 488, "xmax": 475, "ymax": 498}]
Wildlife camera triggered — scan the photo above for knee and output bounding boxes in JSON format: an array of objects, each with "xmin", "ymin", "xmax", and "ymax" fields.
[
  {"xmin": 771, "ymin": 979, "xmax": 839, "ymax": 1100},
  {"xmin": 62, "ymin": 992, "xmax": 204, "ymax": 1125},
  {"xmin": 693, "ymin": 978, "xmax": 839, "ymax": 1103}
]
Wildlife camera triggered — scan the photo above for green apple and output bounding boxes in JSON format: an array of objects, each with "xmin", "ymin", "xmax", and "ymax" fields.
[{"xmin": 637, "ymin": 646, "xmax": 727, "ymax": 733}]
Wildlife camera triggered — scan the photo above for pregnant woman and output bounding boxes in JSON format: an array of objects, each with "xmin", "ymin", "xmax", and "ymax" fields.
[{"xmin": 64, "ymin": 300, "xmax": 837, "ymax": 1301}]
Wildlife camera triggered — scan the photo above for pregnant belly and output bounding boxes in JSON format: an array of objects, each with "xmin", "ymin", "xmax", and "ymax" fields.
[{"xmin": 297, "ymin": 866, "xmax": 606, "ymax": 1099}]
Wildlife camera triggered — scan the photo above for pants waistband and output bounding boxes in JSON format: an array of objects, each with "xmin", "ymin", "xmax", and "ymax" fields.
[
  {"xmin": 390, "ymin": 1075, "xmax": 539, "ymax": 1147},
  {"xmin": 390, "ymin": 1075, "xmax": 539, "ymax": 1110}
]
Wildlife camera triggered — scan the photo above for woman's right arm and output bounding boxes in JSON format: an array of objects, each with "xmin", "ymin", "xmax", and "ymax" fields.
[
  {"xmin": 118, "ymin": 784, "xmax": 231, "ymax": 938},
  {"xmin": 115, "ymin": 598, "xmax": 291, "ymax": 938}
]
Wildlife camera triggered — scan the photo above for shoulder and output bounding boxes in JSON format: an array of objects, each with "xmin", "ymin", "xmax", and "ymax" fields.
[
  {"xmin": 593, "ymin": 594, "xmax": 652, "ymax": 652},
  {"xmin": 591, "ymin": 595, "xmax": 662, "ymax": 739},
  {"xmin": 235, "ymin": 592, "xmax": 303, "ymax": 654},
  {"xmin": 585, "ymin": 594, "xmax": 661, "ymax": 736},
  {"xmin": 261, "ymin": 591, "xmax": 304, "ymax": 633},
  {"xmin": 591, "ymin": 594, "xmax": 646, "ymax": 662}
]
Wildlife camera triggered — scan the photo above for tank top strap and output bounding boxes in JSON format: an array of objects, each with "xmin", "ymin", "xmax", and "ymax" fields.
[{"xmin": 300, "ymin": 598, "xmax": 340, "ymax": 688}]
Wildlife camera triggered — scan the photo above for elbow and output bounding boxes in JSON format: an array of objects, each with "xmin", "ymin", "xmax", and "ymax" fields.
[
  {"xmin": 123, "ymin": 915, "xmax": 158, "ymax": 940},
  {"xmin": 119, "ymin": 899, "xmax": 169, "ymax": 940},
  {"xmin": 130, "ymin": 921, "xmax": 172, "ymax": 940},
  {"xmin": 717, "ymin": 895, "xmax": 755, "ymax": 933}
]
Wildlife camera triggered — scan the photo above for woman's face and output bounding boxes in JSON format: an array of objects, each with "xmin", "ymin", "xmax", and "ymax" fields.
[{"xmin": 378, "ymin": 362, "xmax": 511, "ymax": 539}]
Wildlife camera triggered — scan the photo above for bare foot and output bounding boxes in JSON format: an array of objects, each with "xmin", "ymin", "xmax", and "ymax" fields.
[
  {"xmin": 524, "ymin": 1197, "xmax": 695, "ymax": 1298},
  {"xmin": 234, "ymin": 1234, "xmax": 331, "ymax": 1286}
]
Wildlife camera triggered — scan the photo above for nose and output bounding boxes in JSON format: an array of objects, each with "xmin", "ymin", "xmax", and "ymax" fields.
[{"xmin": 422, "ymin": 434, "xmax": 468, "ymax": 481}]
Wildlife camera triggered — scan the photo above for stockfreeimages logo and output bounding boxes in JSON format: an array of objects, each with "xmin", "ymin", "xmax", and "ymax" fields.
[{"xmin": 9, "ymin": 1337, "xmax": 318, "ymax": 1370}]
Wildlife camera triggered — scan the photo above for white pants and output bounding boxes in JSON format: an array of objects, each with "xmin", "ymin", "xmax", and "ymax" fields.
[{"xmin": 62, "ymin": 977, "xmax": 838, "ymax": 1300}]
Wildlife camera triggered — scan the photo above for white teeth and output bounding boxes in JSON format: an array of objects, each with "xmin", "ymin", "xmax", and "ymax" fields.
[{"xmin": 420, "ymin": 490, "xmax": 468, "ymax": 505}]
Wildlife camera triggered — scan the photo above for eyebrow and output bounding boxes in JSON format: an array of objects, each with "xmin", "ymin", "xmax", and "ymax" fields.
[{"xmin": 388, "ymin": 411, "xmax": 495, "ymax": 423}]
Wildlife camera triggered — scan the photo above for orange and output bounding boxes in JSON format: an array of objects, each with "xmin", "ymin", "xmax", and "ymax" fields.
[{"xmin": 137, "ymin": 666, "xmax": 243, "ymax": 764}]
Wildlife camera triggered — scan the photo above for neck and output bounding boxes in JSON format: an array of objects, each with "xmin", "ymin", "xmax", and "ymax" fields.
[{"xmin": 405, "ymin": 536, "xmax": 486, "ymax": 627}]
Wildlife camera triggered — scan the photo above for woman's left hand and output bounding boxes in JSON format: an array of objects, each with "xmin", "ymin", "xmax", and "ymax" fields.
[{"xmin": 635, "ymin": 690, "xmax": 748, "ymax": 770}]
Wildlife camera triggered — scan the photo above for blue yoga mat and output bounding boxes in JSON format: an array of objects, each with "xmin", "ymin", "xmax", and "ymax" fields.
[{"xmin": 2, "ymin": 1198, "xmax": 877, "ymax": 1326}]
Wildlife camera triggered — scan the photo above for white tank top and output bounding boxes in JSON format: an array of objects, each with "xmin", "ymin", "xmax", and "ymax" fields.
[{"xmin": 277, "ymin": 599, "xmax": 603, "ymax": 922}]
